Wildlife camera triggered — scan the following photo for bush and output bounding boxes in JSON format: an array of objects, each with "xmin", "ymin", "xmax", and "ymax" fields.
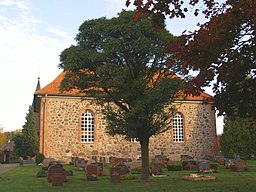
[
  {"xmin": 121, "ymin": 174, "xmax": 138, "ymax": 180},
  {"xmin": 167, "ymin": 164, "xmax": 183, "ymax": 171},
  {"xmin": 131, "ymin": 166, "xmax": 142, "ymax": 174},
  {"xmin": 35, "ymin": 153, "xmax": 45, "ymax": 165}
]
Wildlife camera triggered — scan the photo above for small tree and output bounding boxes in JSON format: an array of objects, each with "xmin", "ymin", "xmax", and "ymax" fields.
[
  {"xmin": 220, "ymin": 117, "xmax": 256, "ymax": 159},
  {"xmin": 13, "ymin": 106, "xmax": 39, "ymax": 159},
  {"xmin": 59, "ymin": 10, "xmax": 181, "ymax": 182}
]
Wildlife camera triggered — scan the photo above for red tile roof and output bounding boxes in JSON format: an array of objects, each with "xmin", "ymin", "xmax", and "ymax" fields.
[{"xmin": 36, "ymin": 71, "xmax": 212, "ymax": 101}]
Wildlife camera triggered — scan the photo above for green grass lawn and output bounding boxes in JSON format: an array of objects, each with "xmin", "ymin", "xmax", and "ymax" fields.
[{"xmin": 1, "ymin": 161, "xmax": 256, "ymax": 192}]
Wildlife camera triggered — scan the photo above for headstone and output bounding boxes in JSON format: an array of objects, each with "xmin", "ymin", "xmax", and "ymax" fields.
[
  {"xmin": 197, "ymin": 161, "xmax": 211, "ymax": 173},
  {"xmin": 86, "ymin": 164, "xmax": 98, "ymax": 181},
  {"xmin": 91, "ymin": 162, "xmax": 104, "ymax": 176},
  {"xmin": 224, "ymin": 159, "xmax": 235, "ymax": 169},
  {"xmin": 74, "ymin": 157, "xmax": 79, "ymax": 167},
  {"xmin": 109, "ymin": 156, "xmax": 116, "ymax": 163},
  {"xmin": 99, "ymin": 157, "xmax": 106, "ymax": 164},
  {"xmin": 36, "ymin": 170, "xmax": 47, "ymax": 177},
  {"xmin": 92, "ymin": 156, "xmax": 97, "ymax": 162},
  {"xmin": 110, "ymin": 167, "xmax": 121, "ymax": 184},
  {"xmin": 233, "ymin": 160, "xmax": 247, "ymax": 172},
  {"xmin": 76, "ymin": 158, "xmax": 87, "ymax": 170},
  {"xmin": 151, "ymin": 164, "xmax": 162, "ymax": 176},
  {"xmin": 47, "ymin": 164, "xmax": 67, "ymax": 186},
  {"xmin": 114, "ymin": 163, "xmax": 129, "ymax": 175},
  {"xmin": 71, "ymin": 157, "xmax": 77, "ymax": 165}
]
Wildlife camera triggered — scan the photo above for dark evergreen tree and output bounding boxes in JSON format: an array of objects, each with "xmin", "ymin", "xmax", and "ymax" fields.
[
  {"xmin": 14, "ymin": 106, "xmax": 39, "ymax": 159},
  {"xmin": 220, "ymin": 117, "xmax": 256, "ymax": 159}
]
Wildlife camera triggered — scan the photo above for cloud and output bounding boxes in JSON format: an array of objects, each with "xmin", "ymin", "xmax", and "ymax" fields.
[
  {"xmin": 0, "ymin": 0, "xmax": 29, "ymax": 11},
  {"xmin": 47, "ymin": 27, "xmax": 69, "ymax": 39},
  {"xmin": 0, "ymin": 0, "xmax": 72, "ymax": 131}
]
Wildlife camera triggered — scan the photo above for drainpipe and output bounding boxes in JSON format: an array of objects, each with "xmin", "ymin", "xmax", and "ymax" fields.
[{"xmin": 43, "ymin": 94, "xmax": 47, "ymax": 156}]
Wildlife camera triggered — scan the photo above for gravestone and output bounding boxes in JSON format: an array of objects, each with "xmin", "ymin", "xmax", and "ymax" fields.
[
  {"xmin": 91, "ymin": 162, "xmax": 104, "ymax": 176},
  {"xmin": 114, "ymin": 163, "xmax": 129, "ymax": 175},
  {"xmin": 197, "ymin": 161, "xmax": 211, "ymax": 173},
  {"xmin": 76, "ymin": 158, "xmax": 87, "ymax": 170},
  {"xmin": 86, "ymin": 164, "xmax": 98, "ymax": 181},
  {"xmin": 47, "ymin": 164, "xmax": 67, "ymax": 186},
  {"xmin": 110, "ymin": 167, "xmax": 121, "ymax": 184},
  {"xmin": 151, "ymin": 164, "xmax": 162, "ymax": 176},
  {"xmin": 92, "ymin": 156, "xmax": 97, "ymax": 162},
  {"xmin": 233, "ymin": 160, "xmax": 247, "ymax": 172},
  {"xmin": 99, "ymin": 157, "xmax": 106, "ymax": 164},
  {"xmin": 109, "ymin": 156, "xmax": 116, "ymax": 163},
  {"xmin": 73, "ymin": 157, "xmax": 79, "ymax": 167},
  {"xmin": 71, "ymin": 157, "xmax": 77, "ymax": 165}
]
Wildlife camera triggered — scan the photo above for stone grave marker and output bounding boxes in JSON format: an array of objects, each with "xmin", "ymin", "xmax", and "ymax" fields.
[
  {"xmin": 86, "ymin": 164, "xmax": 98, "ymax": 181},
  {"xmin": 99, "ymin": 157, "xmax": 106, "ymax": 164},
  {"xmin": 114, "ymin": 163, "xmax": 129, "ymax": 175},
  {"xmin": 77, "ymin": 158, "xmax": 87, "ymax": 170},
  {"xmin": 73, "ymin": 157, "xmax": 79, "ymax": 167},
  {"xmin": 91, "ymin": 162, "xmax": 104, "ymax": 176},
  {"xmin": 151, "ymin": 164, "xmax": 162, "ymax": 176},
  {"xmin": 233, "ymin": 160, "xmax": 247, "ymax": 172},
  {"xmin": 109, "ymin": 156, "xmax": 116, "ymax": 163},
  {"xmin": 197, "ymin": 161, "xmax": 211, "ymax": 173},
  {"xmin": 110, "ymin": 167, "xmax": 121, "ymax": 184},
  {"xmin": 92, "ymin": 156, "xmax": 97, "ymax": 162},
  {"xmin": 47, "ymin": 164, "xmax": 67, "ymax": 186}
]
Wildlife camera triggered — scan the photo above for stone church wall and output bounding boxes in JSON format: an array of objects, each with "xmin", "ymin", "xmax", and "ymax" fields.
[{"xmin": 39, "ymin": 96, "xmax": 217, "ymax": 163}]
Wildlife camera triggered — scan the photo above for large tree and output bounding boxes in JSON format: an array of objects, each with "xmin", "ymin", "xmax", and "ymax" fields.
[
  {"xmin": 59, "ymin": 10, "xmax": 181, "ymax": 182},
  {"xmin": 127, "ymin": 0, "xmax": 256, "ymax": 119},
  {"xmin": 13, "ymin": 106, "xmax": 39, "ymax": 159},
  {"xmin": 220, "ymin": 116, "xmax": 256, "ymax": 159}
]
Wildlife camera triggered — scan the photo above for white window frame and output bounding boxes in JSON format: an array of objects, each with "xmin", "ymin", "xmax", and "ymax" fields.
[
  {"xmin": 130, "ymin": 138, "xmax": 139, "ymax": 143},
  {"xmin": 81, "ymin": 110, "xmax": 94, "ymax": 143},
  {"xmin": 173, "ymin": 113, "xmax": 185, "ymax": 143}
]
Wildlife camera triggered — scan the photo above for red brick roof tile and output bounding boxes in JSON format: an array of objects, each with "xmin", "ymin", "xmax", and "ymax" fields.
[{"xmin": 36, "ymin": 71, "xmax": 212, "ymax": 101}]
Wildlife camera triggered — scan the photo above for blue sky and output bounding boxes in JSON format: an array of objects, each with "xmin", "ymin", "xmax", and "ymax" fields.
[{"xmin": 0, "ymin": 0, "xmax": 223, "ymax": 133}]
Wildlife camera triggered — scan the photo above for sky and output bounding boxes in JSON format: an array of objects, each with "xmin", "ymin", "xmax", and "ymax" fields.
[{"xmin": 0, "ymin": 0, "xmax": 223, "ymax": 134}]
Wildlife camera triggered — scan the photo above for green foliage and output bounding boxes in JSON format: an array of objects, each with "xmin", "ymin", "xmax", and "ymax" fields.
[
  {"xmin": 167, "ymin": 163, "xmax": 183, "ymax": 171},
  {"xmin": 220, "ymin": 116, "xmax": 256, "ymax": 159},
  {"xmin": 121, "ymin": 174, "xmax": 138, "ymax": 180},
  {"xmin": 35, "ymin": 153, "xmax": 45, "ymax": 165},
  {"xmin": 13, "ymin": 106, "xmax": 39, "ymax": 159},
  {"xmin": 59, "ymin": 10, "xmax": 181, "ymax": 182}
]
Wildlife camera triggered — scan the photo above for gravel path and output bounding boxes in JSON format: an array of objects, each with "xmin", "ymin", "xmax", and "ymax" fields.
[{"xmin": 0, "ymin": 164, "xmax": 19, "ymax": 175}]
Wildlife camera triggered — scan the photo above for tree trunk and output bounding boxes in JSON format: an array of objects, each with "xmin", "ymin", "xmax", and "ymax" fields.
[{"xmin": 140, "ymin": 137, "xmax": 150, "ymax": 182}]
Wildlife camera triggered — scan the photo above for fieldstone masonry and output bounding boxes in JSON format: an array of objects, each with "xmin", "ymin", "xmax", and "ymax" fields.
[{"xmin": 38, "ymin": 96, "xmax": 217, "ymax": 164}]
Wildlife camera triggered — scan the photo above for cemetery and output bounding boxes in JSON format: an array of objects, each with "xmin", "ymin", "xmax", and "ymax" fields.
[{"xmin": 1, "ymin": 153, "xmax": 256, "ymax": 191}]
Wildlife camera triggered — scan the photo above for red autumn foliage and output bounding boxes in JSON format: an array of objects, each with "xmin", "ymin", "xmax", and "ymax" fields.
[{"xmin": 127, "ymin": 0, "xmax": 256, "ymax": 118}]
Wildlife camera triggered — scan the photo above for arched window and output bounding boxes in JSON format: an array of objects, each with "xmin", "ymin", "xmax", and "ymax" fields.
[
  {"xmin": 173, "ymin": 113, "xmax": 184, "ymax": 143},
  {"xmin": 81, "ymin": 110, "xmax": 94, "ymax": 143}
]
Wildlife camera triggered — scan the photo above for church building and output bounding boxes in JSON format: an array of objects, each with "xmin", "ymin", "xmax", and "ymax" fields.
[{"xmin": 34, "ymin": 71, "xmax": 218, "ymax": 163}]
